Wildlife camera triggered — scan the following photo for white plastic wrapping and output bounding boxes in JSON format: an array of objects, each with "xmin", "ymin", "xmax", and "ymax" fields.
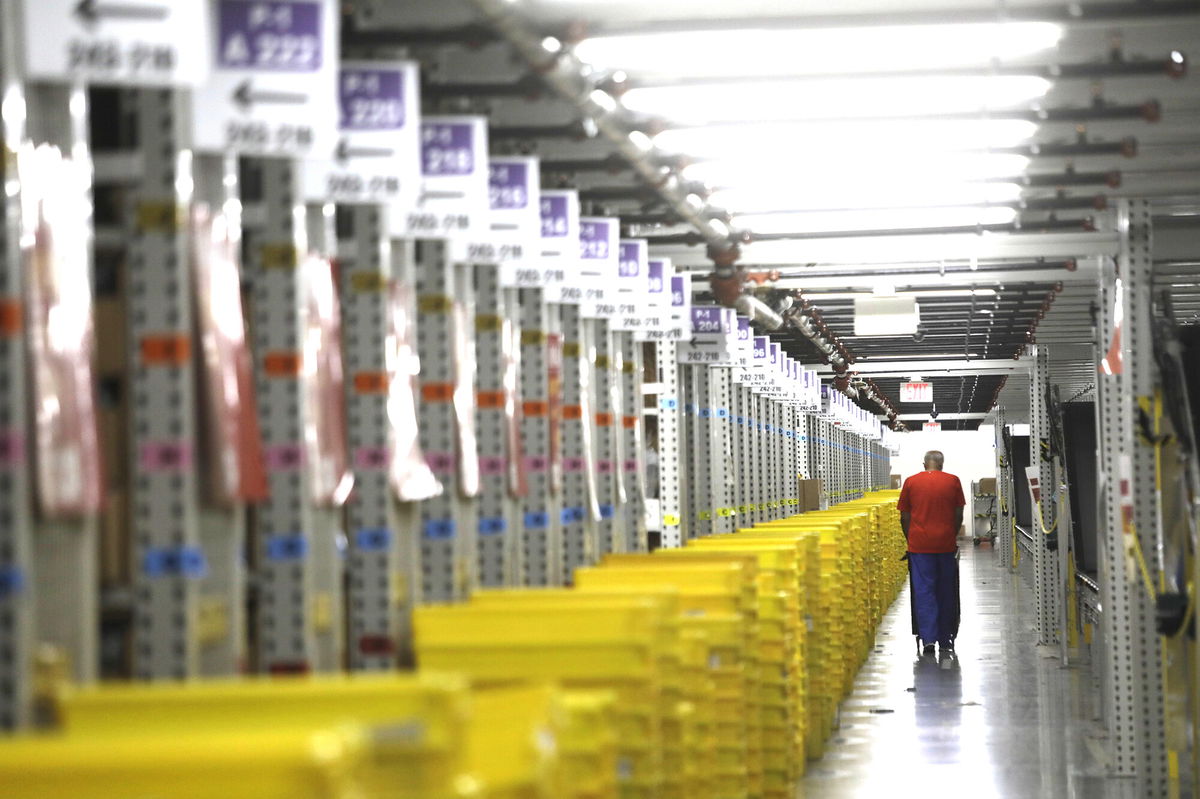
[
  {"xmin": 20, "ymin": 144, "xmax": 103, "ymax": 518},
  {"xmin": 452, "ymin": 299, "xmax": 481, "ymax": 498},
  {"xmin": 302, "ymin": 255, "xmax": 354, "ymax": 506},
  {"xmin": 386, "ymin": 282, "xmax": 443, "ymax": 502},
  {"xmin": 190, "ymin": 205, "xmax": 267, "ymax": 504}
]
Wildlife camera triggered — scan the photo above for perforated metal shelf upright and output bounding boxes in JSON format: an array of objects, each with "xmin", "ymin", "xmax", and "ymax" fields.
[
  {"xmin": 1029, "ymin": 344, "xmax": 1060, "ymax": 646},
  {"xmin": 649, "ymin": 265, "xmax": 687, "ymax": 547},
  {"xmin": 472, "ymin": 260, "xmax": 518, "ymax": 586},
  {"xmin": 122, "ymin": 86, "xmax": 206, "ymax": 680},
  {"xmin": 0, "ymin": 9, "xmax": 35, "ymax": 726},
  {"xmin": 994, "ymin": 405, "xmax": 1013, "ymax": 570},
  {"xmin": 338, "ymin": 204, "xmax": 406, "ymax": 668},
  {"xmin": 1096, "ymin": 199, "xmax": 1168, "ymax": 794},
  {"xmin": 559, "ymin": 300, "xmax": 598, "ymax": 578}
]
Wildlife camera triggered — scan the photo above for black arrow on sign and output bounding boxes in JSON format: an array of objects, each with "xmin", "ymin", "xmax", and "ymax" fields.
[
  {"xmin": 233, "ymin": 80, "xmax": 308, "ymax": 111},
  {"xmin": 74, "ymin": 0, "xmax": 169, "ymax": 26},
  {"xmin": 335, "ymin": 138, "xmax": 396, "ymax": 163}
]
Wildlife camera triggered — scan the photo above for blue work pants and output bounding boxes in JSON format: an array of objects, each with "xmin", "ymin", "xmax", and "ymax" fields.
[{"xmin": 909, "ymin": 551, "xmax": 959, "ymax": 646}]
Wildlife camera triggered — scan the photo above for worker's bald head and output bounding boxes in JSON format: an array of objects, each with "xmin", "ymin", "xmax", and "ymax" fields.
[{"xmin": 924, "ymin": 451, "xmax": 945, "ymax": 470}]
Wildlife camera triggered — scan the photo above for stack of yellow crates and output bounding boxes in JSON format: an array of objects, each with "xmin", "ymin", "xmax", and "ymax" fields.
[
  {"xmin": 416, "ymin": 593, "xmax": 675, "ymax": 799},
  {"xmin": 0, "ymin": 490, "xmax": 908, "ymax": 799},
  {"xmin": 573, "ymin": 560, "xmax": 759, "ymax": 799},
  {"xmin": 1, "ymin": 673, "xmax": 599, "ymax": 799}
]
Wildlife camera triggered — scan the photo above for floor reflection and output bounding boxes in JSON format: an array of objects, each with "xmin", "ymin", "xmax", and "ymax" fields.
[{"xmin": 799, "ymin": 544, "xmax": 1132, "ymax": 799}]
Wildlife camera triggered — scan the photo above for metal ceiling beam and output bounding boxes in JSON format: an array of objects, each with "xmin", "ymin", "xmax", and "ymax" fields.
[
  {"xmin": 815, "ymin": 357, "xmax": 1033, "ymax": 375},
  {"xmin": 896, "ymin": 412, "xmax": 990, "ymax": 421}
]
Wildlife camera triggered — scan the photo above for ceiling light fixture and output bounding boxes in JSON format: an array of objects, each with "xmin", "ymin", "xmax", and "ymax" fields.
[
  {"xmin": 573, "ymin": 22, "xmax": 1064, "ymax": 78},
  {"xmin": 622, "ymin": 75, "xmax": 1051, "ymax": 124}
]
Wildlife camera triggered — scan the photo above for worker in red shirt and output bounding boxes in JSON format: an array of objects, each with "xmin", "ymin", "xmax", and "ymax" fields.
[{"xmin": 898, "ymin": 450, "xmax": 966, "ymax": 657}]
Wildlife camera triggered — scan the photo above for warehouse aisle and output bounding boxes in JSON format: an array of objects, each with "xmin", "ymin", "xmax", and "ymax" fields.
[{"xmin": 799, "ymin": 545, "xmax": 1132, "ymax": 799}]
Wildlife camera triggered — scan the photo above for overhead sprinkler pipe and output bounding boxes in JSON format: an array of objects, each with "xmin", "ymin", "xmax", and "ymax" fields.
[
  {"xmin": 466, "ymin": 0, "xmax": 738, "ymax": 262},
  {"xmin": 734, "ymin": 294, "xmax": 784, "ymax": 331}
]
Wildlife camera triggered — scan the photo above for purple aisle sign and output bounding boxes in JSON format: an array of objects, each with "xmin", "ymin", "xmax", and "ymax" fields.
[
  {"xmin": 753, "ymin": 336, "xmax": 768, "ymax": 360},
  {"xmin": 670, "ymin": 276, "xmax": 687, "ymax": 307},
  {"xmin": 489, "ymin": 161, "xmax": 529, "ymax": 210},
  {"xmin": 422, "ymin": 121, "xmax": 475, "ymax": 176},
  {"xmin": 737, "ymin": 317, "xmax": 750, "ymax": 341},
  {"xmin": 339, "ymin": 68, "xmax": 405, "ymax": 130},
  {"xmin": 580, "ymin": 220, "xmax": 613, "ymax": 260},
  {"xmin": 691, "ymin": 307, "xmax": 724, "ymax": 334},
  {"xmin": 647, "ymin": 261, "xmax": 666, "ymax": 295},
  {"xmin": 769, "ymin": 342, "xmax": 780, "ymax": 366},
  {"xmin": 218, "ymin": 0, "xmax": 323, "ymax": 72},
  {"xmin": 618, "ymin": 242, "xmax": 642, "ymax": 278},
  {"xmin": 541, "ymin": 195, "xmax": 570, "ymax": 238}
]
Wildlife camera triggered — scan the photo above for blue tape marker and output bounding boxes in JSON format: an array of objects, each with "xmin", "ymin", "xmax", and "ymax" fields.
[
  {"xmin": 684, "ymin": 403, "xmax": 695, "ymax": 414},
  {"xmin": 736, "ymin": 415, "xmax": 745, "ymax": 425},
  {"xmin": 661, "ymin": 397, "xmax": 678, "ymax": 410},
  {"xmin": 524, "ymin": 511, "xmax": 549, "ymax": 529},
  {"xmin": 478, "ymin": 517, "xmax": 507, "ymax": 536},
  {"xmin": 0, "ymin": 566, "xmax": 24, "ymax": 599},
  {"xmin": 716, "ymin": 408, "xmax": 729, "ymax": 418},
  {"xmin": 142, "ymin": 549, "xmax": 169, "ymax": 578},
  {"xmin": 599, "ymin": 504, "xmax": 615, "ymax": 519},
  {"xmin": 562, "ymin": 507, "xmax": 586, "ymax": 524},
  {"xmin": 267, "ymin": 534, "xmax": 309, "ymax": 562},
  {"xmin": 177, "ymin": 546, "xmax": 208, "ymax": 579},
  {"xmin": 356, "ymin": 528, "xmax": 393, "ymax": 552},
  {"xmin": 422, "ymin": 519, "xmax": 456, "ymax": 540},
  {"xmin": 698, "ymin": 408, "xmax": 712, "ymax": 419}
]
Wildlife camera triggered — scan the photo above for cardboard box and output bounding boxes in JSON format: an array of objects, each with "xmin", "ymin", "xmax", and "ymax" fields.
[
  {"xmin": 93, "ymin": 295, "xmax": 127, "ymax": 377},
  {"xmin": 978, "ymin": 477, "xmax": 997, "ymax": 495},
  {"xmin": 100, "ymin": 490, "xmax": 130, "ymax": 587},
  {"xmin": 890, "ymin": 474, "xmax": 901, "ymax": 489},
  {"xmin": 797, "ymin": 478, "xmax": 823, "ymax": 512}
]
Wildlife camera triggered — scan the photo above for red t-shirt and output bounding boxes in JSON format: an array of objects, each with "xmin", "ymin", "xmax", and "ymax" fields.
[{"xmin": 898, "ymin": 471, "xmax": 966, "ymax": 553}]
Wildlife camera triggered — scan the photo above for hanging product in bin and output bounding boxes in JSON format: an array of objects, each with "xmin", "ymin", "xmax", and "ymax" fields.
[
  {"xmin": 503, "ymin": 317, "xmax": 528, "ymax": 498},
  {"xmin": 190, "ymin": 205, "xmax": 267, "ymax": 504},
  {"xmin": 547, "ymin": 331, "xmax": 564, "ymax": 496},
  {"xmin": 20, "ymin": 144, "xmax": 103, "ymax": 517},
  {"xmin": 301, "ymin": 254, "xmax": 354, "ymax": 506},
  {"xmin": 577, "ymin": 339, "xmax": 602, "ymax": 523},
  {"xmin": 385, "ymin": 282, "xmax": 442, "ymax": 502},
  {"xmin": 452, "ymin": 300, "xmax": 481, "ymax": 498}
]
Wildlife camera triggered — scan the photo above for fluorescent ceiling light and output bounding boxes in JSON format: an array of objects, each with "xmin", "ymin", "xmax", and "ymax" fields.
[
  {"xmin": 574, "ymin": 22, "xmax": 1064, "ymax": 77},
  {"xmin": 622, "ymin": 75, "xmax": 1050, "ymax": 124},
  {"xmin": 688, "ymin": 153, "xmax": 1031, "ymax": 186},
  {"xmin": 655, "ymin": 119, "xmax": 1039, "ymax": 158},
  {"xmin": 711, "ymin": 182, "xmax": 1023, "ymax": 214},
  {"xmin": 736, "ymin": 206, "xmax": 1018, "ymax": 234}
]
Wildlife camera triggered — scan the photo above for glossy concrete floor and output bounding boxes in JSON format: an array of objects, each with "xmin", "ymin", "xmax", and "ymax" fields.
[{"xmin": 798, "ymin": 543, "xmax": 1147, "ymax": 799}]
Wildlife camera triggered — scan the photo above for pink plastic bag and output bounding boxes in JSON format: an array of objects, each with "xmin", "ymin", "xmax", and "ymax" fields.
[{"xmin": 21, "ymin": 145, "xmax": 103, "ymax": 517}]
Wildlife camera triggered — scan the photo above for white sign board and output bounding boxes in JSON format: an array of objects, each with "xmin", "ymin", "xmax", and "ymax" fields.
[
  {"xmin": 636, "ymin": 257, "xmax": 671, "ymax": 341},
  {"xmin": 924, "ymin": 421, "xmax": 942, "ymax": 432},
  {"xmin": 539, "ymin": 189, "xmax": 580, "ymax": 301},
  {"xmin": 487, "ymin": 156, "xmax": 542, "ymax": 287},
  {"xmin": 192, "ymin": 0, "xmax": 337, "ymax": 157},
  {"xmin": 21, "ymin": 0, "xmax": 210, "ymax": 86},
  {"xmin": 302, "ymin": 60, "xmax": 420, "ymax": 207},
  {"xmin": 579, "ymin": 217, "xmax": 619, "ymax": 318},
  {"xmin": 398, "ymin": 115, "xmax": 490, "ymax": 252},
  {"xmin": 901, "ymin": 381, "xmax": 933, "ymax": 403},
  {"xmin": 612, "ymin": 239, "xmax": 648, "ymax": 331}
]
